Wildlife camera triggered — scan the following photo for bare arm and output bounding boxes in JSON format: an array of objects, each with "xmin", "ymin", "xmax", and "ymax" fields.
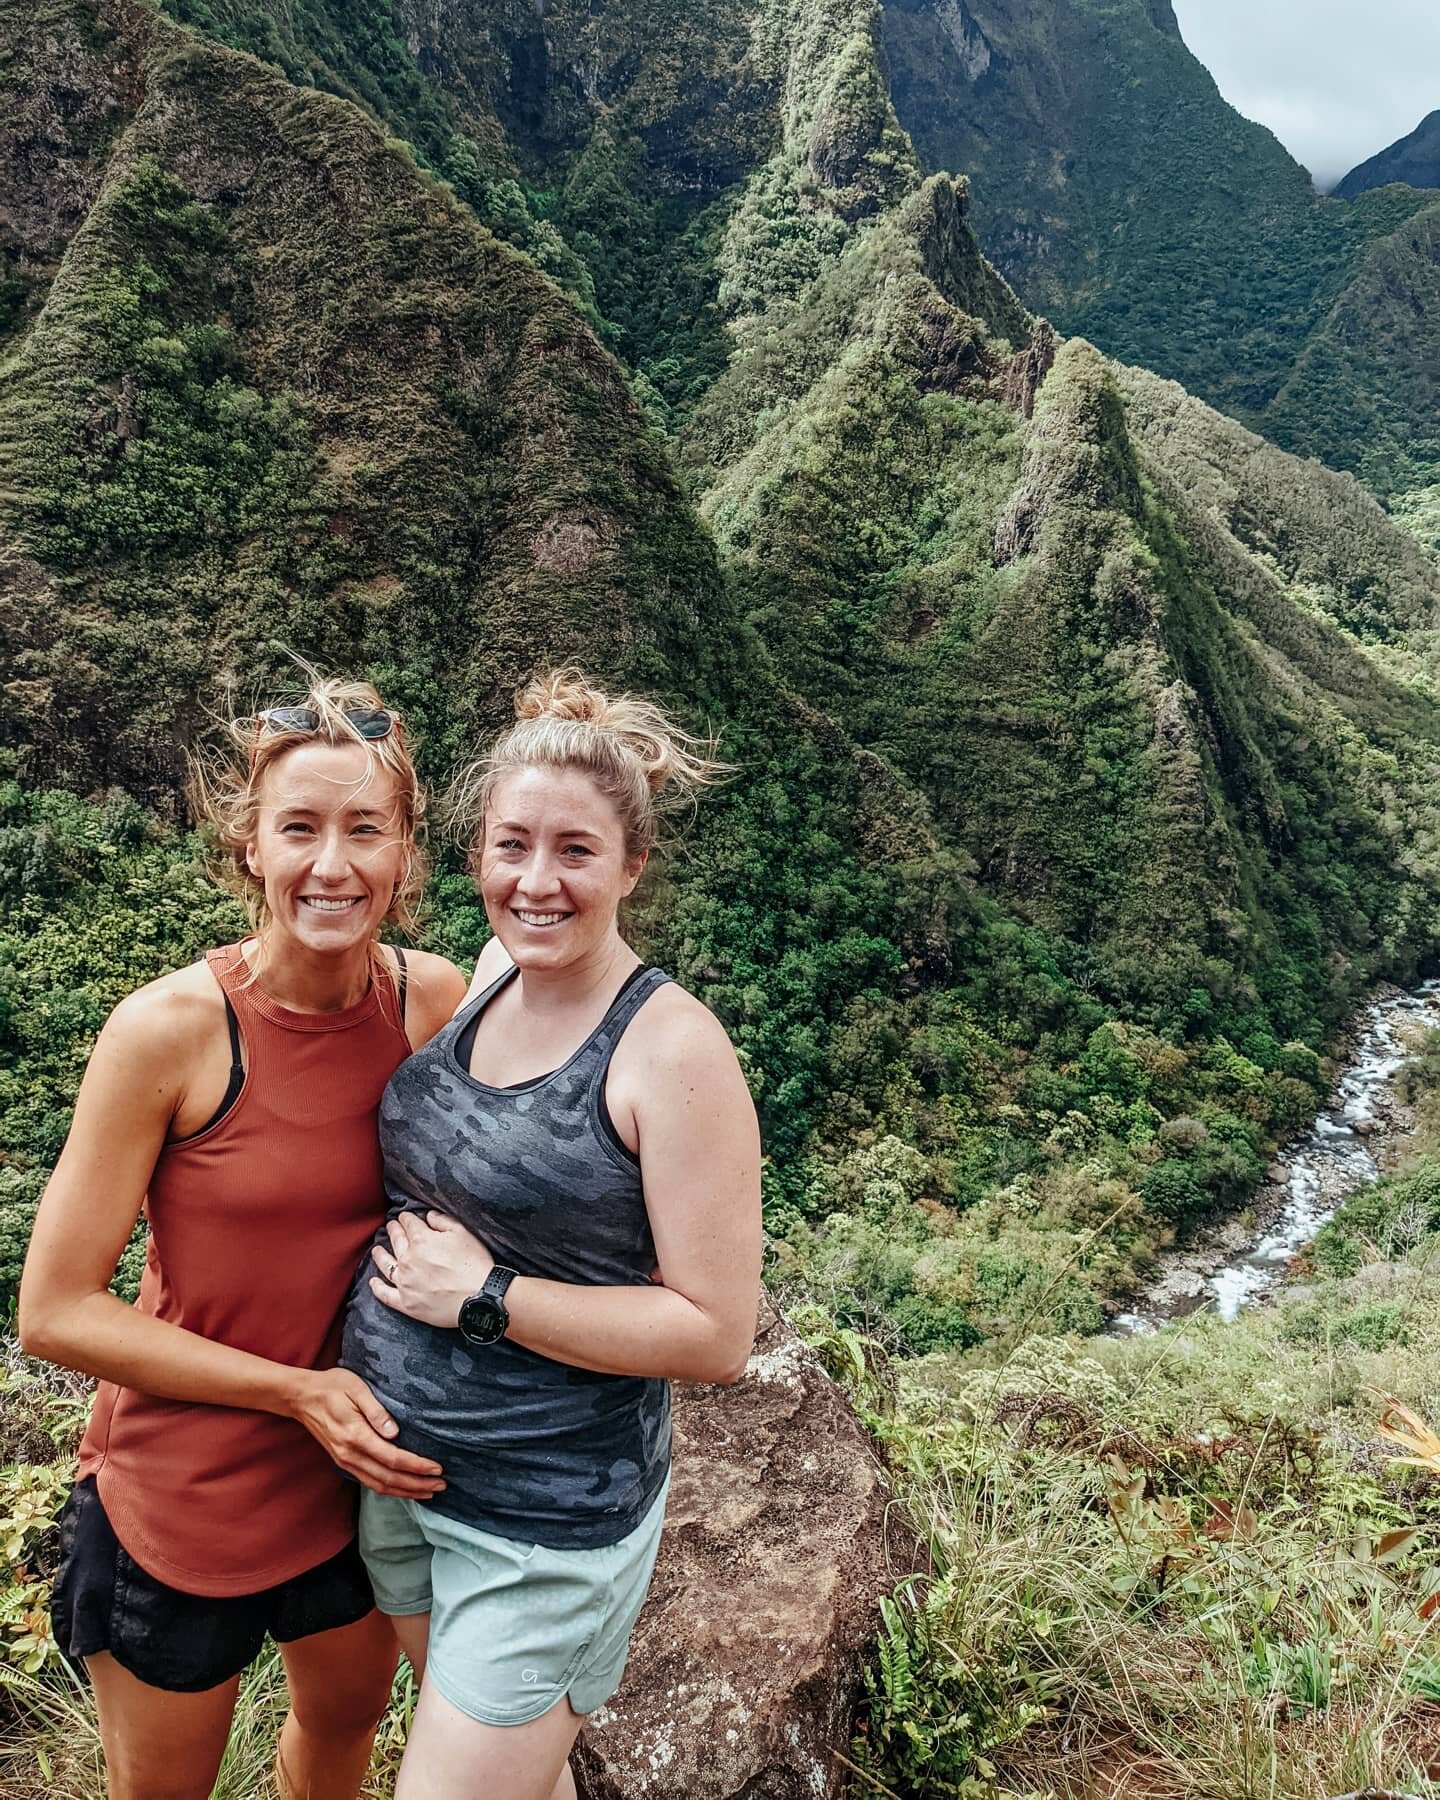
[
  {"xmin": 18, "ymin": 979, "xmax": 445, "ymax": 1498},
  {"xmin": 371, "ymin": 996, "xmax": 763, "ymax": 1384}
]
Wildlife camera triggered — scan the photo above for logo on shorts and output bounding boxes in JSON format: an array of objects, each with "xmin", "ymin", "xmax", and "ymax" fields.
[{"xmin": 521, "ymin": 1669, "xmax": 540, "ymax": 1685}]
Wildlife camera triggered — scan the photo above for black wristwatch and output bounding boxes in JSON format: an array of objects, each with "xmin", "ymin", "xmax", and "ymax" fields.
[{"xmin": 457, "ymin": 1266, "xmax": 518, "ymax": 1346}]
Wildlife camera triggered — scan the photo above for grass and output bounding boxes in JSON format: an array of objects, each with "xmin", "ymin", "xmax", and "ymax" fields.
[
  {"xmin": 799, "ymin": 1251, "xmax": 1440, "ymax": 1798},
  {"xmin": 8, "ymin": 1253, "xmax": 1440, "ymax": 1798},
  {"xmin": 4, "ymin": 1269, "xmax": 1440, "ymax": 1798}
]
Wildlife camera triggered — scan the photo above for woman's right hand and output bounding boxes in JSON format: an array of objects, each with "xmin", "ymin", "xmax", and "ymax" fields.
[{"xmin": 288, "ymin": 1368, "xmax": 445, "ymax": 1499}]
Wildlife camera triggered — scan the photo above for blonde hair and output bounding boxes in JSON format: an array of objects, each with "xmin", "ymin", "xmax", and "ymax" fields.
[
  {"xmin": 450, "ymin": 669, "xmax": 727, "ymax": 865},
  {"xmin": 188, "ymin": 675, "xmax": 429, "ymax": 938}
]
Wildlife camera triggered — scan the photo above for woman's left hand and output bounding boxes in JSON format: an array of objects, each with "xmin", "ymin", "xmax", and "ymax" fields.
[{"xmin": 369, "ymin": 1211, "xmax": 495, "ymax": 1330}]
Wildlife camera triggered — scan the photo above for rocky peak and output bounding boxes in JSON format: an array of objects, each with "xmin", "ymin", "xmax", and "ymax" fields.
[
  {"xmin": 931, "ymin": 0, "xmax": 995, "ymax": 82},
  {"xmin": 1335, "ymin": 109, "xmax": 1440, "ymax": 200}
]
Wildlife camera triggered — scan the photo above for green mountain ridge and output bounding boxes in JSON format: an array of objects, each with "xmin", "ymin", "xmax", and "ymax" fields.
[
  {"xmin": 1335, "ymin": 109, "xmax": 1440, "ymax": 200},
  {"xmin": 0, "ymin": 0, "xmax": 745, "ymax": 802},
  {"xmin": 877, "ymin": 0, "xmax": 1440, "ymax": 505}
]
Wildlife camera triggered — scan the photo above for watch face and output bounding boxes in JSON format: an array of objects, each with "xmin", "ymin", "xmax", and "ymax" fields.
[{"xmin": 458, "ymin": 1294, "xmax": 507, "ymax": 1346}]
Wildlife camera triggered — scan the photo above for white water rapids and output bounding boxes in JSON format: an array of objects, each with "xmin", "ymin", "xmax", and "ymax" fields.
[{"xmin": 1110, "ymin": 979, "xmax": 1440, "ymax": 1336}]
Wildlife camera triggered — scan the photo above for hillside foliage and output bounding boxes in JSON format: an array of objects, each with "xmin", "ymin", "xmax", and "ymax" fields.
[
  {"xmin": 3, "ymin": 0, "xmax": 1440, "ymax": 1359},
  {"xmin": 879, "ymin": 0, "xmax": 1440, "ymax": 502}
]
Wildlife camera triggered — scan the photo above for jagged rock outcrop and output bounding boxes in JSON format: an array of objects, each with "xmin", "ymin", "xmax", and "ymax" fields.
[
  {"xmin": 1000, "ymin": 318, "xmax": 1056, "ymax": 418},
  {"xmin": 572, "ymin": 1298, "xmax": 901, "ymax": 1799}
]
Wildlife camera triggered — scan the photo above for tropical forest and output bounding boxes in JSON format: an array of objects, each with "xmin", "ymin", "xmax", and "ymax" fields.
[{"xmin": 3, "ymin": 0, "xmax": 1440, "ymax": 1792}]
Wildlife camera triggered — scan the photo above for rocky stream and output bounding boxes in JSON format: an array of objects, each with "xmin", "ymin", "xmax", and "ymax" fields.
[{"xmin": 1111, "ymin": 979, "xmax": 1440, "ymax": 1336}]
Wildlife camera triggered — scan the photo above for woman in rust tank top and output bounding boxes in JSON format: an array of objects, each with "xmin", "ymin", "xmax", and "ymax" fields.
[{"xmin": 18, "ymin": 677, "xmax": 467, "ymax": 1800}]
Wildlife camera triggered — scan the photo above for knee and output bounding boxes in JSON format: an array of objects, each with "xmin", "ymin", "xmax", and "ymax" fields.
[
  {"xmin": 288, "ymin": 1684, "xmax": 390, "ymax": 1742},
  {"xmin": 286, "ymin": 1673, "xmax": 392, "ymax": 1741},
  {"xmin": 101, "ymin": 1726, "xmax": 226, "ymax": 1800},
  {"xmin": 107, "ymin": 1763, "xmax": 216, "ymax": 1800}
]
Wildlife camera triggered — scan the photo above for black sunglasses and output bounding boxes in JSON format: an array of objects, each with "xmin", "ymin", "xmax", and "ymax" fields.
[{"xmin": 257, "ymin": 706, "xmax": 398, "ymax": 741}]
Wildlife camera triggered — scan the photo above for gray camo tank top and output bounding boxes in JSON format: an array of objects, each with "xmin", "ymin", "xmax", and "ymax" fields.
[{"xmin": 341, "ymin": 962, "xmax": 672, "ymax": 1549}]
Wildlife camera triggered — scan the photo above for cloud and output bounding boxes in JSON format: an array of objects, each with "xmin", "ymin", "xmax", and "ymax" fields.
[{"xmin": 1171, "ymin": 0, "xmax": 1440, "ymax": 189}]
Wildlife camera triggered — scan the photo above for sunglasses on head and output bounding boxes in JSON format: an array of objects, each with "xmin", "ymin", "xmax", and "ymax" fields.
[{"xmin": 256, "ymin": 706, "xmax": 398, "ymax": 741}]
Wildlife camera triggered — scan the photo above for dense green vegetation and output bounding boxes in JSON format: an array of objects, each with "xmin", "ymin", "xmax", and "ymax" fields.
[
  {"xmin": 0, "ymin": 0, "xmax": 740, "ymax": 802},
  {"xmin": 805, "ymin": 1243, "xmax": 1440, "ymax": 1797},
  {"xmin": 5, "ymin": 0, "xmax": 1440, "ymax": 1350},
  {"xmin": 135, "ymin": 0, "xmax": 1440, "ymax": 502},
  {"xmin": 879, "ymin": 0, "xmax": 1440, "ymax": 500}
]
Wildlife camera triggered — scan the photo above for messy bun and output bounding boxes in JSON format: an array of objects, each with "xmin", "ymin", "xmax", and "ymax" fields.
[{"xmin": 450, "ymin": 668, "xmax": 726, "ymax": 863}]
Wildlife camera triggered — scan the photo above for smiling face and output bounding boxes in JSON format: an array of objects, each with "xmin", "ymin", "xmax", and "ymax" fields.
[
  {"xmin": 478, "ymin": 765, "xmax": 644, "ymax": 974},
  {"xmin": 245, "ymin": 741, "xmax": 407, "ymax": 958}
]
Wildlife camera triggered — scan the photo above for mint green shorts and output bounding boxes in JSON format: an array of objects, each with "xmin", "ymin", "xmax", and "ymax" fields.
[{"xmin": 358, "ymin": 1476, "xmax": 669, "ymax": 1727}]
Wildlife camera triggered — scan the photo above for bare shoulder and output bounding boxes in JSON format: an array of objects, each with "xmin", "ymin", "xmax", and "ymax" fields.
[
  {"xmin": 397, "ymin": 947, "xmax": 466, "ymax": 1002},
  {"xmin": 610, "ymin": 980, "xmax": 756, "ymax": 1162},
  {"xmin": 385, "ymin": 946, "xmax": 467, "ymax": 1043},
  {"xmin": 76, "ymin": 962, "xmax": 228, "ymax": 1129},
  {"xmin": 629, "ymin": 981, "xmax": 741, "ymax": 1077},
  {"xmin": 465, "ymin": 934, "xmax": 513, "ymax": 1000},
  {"xmin": 101, "ymin": 959, "xmax": 226, "ymax": 1068}
]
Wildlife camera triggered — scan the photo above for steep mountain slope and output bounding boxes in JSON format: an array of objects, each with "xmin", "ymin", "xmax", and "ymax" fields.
[
  {"xmin": 158, "ymin": 0, "xmax": 1440, "ymax": 1034},
  {"xmin": 0, "ymin": 0, "xmax": 741, "ymax": 801},
  {"xmin": 154, "ymin": 1, "xmax": 1440, "ymax": 507},
  {"xmin": 155, "ymin": 0, "xmax": 786, "ymax": 424},
  {"xmin": 877, "ymin": 0, "xmax": 1440, "ymax": 497},
  {"xmin": 7, "ymin": 0, "xmax": 1440, "ymax": 1345},
  {"xmin": 1263, "ymin": 204, "xmax": 1440, "ymax": 499},
  {"xmin": 1336, "ymin": 110, "xmax": 1440, "ymax": 200}
]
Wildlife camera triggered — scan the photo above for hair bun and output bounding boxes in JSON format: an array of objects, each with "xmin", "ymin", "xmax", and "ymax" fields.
[
  {"xmin": 514, "ymin": 668, "xmax": 610, "ymax": 728},
  {"xmin": 450, "ymin": 667, "xmax": 728, "ymax": 863}
]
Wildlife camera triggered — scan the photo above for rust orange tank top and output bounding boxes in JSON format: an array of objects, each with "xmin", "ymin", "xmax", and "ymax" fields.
[{"xmin": 77, "ymin": 943, "xmax": 411, "ymax": 1596}]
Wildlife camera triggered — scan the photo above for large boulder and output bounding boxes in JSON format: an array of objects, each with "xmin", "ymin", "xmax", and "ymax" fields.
[{"xmin": 572, "ymin": 1296, "xmax": 899, "ymax": 1799}]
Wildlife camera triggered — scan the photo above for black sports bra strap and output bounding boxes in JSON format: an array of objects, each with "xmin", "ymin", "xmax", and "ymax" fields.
[
  {"xmin": 223, "ymin": 993, "xmax": 243, "ymax": 1081},
  {"xmin": 175, "ymin": 993, "xmax": 246, "ymax": 1142},
  {"xmin": 393, "ymin": 947, "xmax": 408, "ymax": 1025}
]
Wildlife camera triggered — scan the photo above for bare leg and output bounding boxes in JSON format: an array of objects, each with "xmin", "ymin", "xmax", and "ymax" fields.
[
  {"xmin": 386, "ymin": 1609, "xmax": 431, "ymax": 1686},
  {"xmin": 87, "ymin": 1652, "xmax": 241, "ymax": 1800},
  {"xmin": 395, "ymin": 1679, "xmax": 584, "ymax": 1800},
  {"xmin": 275, "ymin": 1609, "xmax": 398, "ymax": 1799}
]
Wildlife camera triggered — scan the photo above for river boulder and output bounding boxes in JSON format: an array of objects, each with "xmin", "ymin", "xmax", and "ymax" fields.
[{"xmin": 571, "ymin": 1295, "xmax": 899, "ymax": 1799}]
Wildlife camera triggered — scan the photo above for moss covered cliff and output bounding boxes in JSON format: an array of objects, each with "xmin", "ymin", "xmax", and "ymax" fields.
[{"xmin": 878, "ymin": 0, "xmax": 1440, "ymax": 506}]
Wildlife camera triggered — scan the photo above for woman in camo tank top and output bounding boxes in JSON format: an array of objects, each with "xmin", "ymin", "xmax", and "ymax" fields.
[{"xmin": 342, "ymin": 670, "xmax": 763, "ymax": 1799}]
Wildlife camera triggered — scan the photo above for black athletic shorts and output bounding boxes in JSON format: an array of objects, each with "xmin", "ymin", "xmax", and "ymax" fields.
[{"xmin": 50, "ymin": 1476, "xmax": 376, "ymax": 1693}]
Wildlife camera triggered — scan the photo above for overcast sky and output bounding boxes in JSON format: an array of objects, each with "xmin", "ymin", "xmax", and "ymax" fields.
[{"xmin": 1171, "ymin": 0, "xmax": 1440, "ymax": 190}]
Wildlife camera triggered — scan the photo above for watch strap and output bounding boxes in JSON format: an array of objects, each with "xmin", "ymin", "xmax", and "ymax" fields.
[{"xmin": 483, "ymin": 1266, "xmax": 518, "ymax": 1305}]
